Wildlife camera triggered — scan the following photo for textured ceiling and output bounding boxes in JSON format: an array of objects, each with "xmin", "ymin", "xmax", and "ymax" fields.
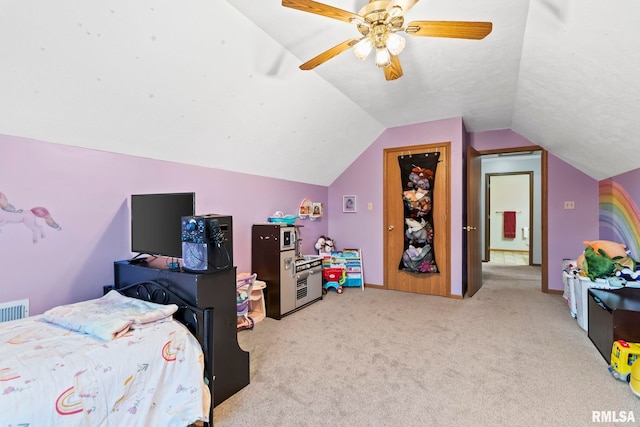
[{"xmin": 1, "ymin": 1, "xmax": 639, "ymax": 185}]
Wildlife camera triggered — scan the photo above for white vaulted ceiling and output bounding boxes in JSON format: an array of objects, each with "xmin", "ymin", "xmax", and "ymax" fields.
[{"xmin": 1, "ymin": 0, "xmax": 639, "ymax": 185}]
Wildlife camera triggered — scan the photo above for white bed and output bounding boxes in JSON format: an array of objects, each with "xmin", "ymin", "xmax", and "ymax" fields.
[{"xmin": 0, "ymin": 290, "xmax": 211, "ymax": 426}]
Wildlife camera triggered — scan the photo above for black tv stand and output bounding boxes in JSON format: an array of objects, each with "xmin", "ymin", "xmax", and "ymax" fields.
[{"xmin": 113, "ymin": 259, "xmax": 249, "ymax": 407}]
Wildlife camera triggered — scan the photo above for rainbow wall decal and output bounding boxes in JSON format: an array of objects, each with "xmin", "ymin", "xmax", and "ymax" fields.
[{"xmin": 599, "ymin": 180, "xmax": 640, "ymax": 259}]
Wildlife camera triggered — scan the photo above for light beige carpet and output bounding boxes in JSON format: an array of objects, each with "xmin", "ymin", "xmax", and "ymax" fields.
[{"xmin": 213, "ymin": 264, "xmax": 640, "ymax": 426}]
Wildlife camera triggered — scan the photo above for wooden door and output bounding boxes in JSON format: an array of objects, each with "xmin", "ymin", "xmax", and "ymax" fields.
[
  {"xmin": 466, "ymin": 145, "xmax": 482, "ymax": 297},
  {"xmin": 383, "ymin": 143, "xmax": 450, "ymax": 296}
]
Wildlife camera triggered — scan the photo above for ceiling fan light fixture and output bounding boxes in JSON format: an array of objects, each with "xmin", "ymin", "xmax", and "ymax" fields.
[
  {"xmin": 387, "ymin": 5, "xmax": 403, "ymax": 19},
  {"xmin": 385, "ymin": 32, "xmax": 406, "ymax": 55},
  {"xmin": 350, "ymin": 15, "xmax": 365, "ymax": 26},
  {"xmin": 281, "ymin": 0, "xmax": 493, "ymax": 80},
  {"xmin": 353, "ymin": 37, "xmax": 373, "ymax": 60},
  {"xmin": 375, "ymin": 47, "xmax": 391, "ymax": 67}
]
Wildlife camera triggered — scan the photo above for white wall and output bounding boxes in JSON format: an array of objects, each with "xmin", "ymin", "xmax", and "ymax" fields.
[
  {"xmin": 489, "ymin": 174, "xmax": 531, "ymax": 251},
  {"xmin": 481, "ymin": 153, "xmax": 542, "ymax": 264}
]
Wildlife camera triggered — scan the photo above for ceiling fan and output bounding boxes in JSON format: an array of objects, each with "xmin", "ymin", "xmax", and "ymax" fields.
[{"xmin": 282, "ymin": 0, "xmax": 492, "ymax": 81}]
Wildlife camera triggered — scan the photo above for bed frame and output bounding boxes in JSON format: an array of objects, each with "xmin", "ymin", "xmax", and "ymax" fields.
[
  {"xmin": 114, "ymin": 279, "xmax": 214, "ymax": 426},
  {"xmin": 112, "ymin": 259, "xmax": 251, "ymax": 426}
]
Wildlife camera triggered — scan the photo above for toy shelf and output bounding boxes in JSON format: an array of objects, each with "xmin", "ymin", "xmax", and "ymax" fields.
[{"xmin": 324, "ymin": 249, "xmax": 364, "ymax": 290}]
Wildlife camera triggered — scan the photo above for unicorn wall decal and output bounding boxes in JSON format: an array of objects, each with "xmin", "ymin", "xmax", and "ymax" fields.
[{"xmin": 0, "ymin": 192, "xmax": 62, "ymax": 243}]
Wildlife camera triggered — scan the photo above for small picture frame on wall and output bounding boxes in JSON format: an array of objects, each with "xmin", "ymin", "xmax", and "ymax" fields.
[
  {"xmin": 311, "ymin": 202, "xmax": 323, "ymax": 217},
  {"xmin": 343, "ymin": 195, "xmax": 356, "ymax": 213}
]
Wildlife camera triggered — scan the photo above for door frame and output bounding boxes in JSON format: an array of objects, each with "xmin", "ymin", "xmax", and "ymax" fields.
[
  {"xmin": 383, "ymin": 142, "xmax": 451, "ymax": 296},
  {"xmin": 473, "ymin": 146, "xmax": 548, "ymax": 293},
  {"xmin": 485, "ymin": 171, "xmax": 534, "ymax": 265}
]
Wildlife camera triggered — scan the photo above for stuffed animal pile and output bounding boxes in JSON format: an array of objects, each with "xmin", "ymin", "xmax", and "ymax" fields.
[
  {"xmin": 315, "ymin": 235, "xmax": 335, "ymax": 256},
  {"xmin": 577, "ymin": 240, "xmax": 638, "ymax": 281}
]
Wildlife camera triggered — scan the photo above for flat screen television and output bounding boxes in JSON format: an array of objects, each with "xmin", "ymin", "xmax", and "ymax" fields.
[{"xmin": 130, "ymin": 192, "xmax": 195, "ymax": 258}]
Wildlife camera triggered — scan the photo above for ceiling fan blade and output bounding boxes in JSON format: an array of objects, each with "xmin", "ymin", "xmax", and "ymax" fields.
[
  {"xmin": 282, "ymin": 0, "xmax": 360, "ymax": 24},
  {"xmin": 405, "ymin": 21, "xmax": 492, "ymax": 39},
  {"xmin": 299, "ymin": 38, "xmax": 359, "ymax": 70},
  {"xmin": 386, "ymin": 0, "xmax": 419, "ymax": 15},
  {"xmin": 384, "ymin": 55, "xmax": 403, "ymax": 81}
]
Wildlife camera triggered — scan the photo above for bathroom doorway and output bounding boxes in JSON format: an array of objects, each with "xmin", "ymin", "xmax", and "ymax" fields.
[
  {"xmin": 485, "ymin": 172, "xmax": 533, "ymax": 265},
  {"xmin": 480, "ymin": 151, "xmax": 542, "ymax": 268}
]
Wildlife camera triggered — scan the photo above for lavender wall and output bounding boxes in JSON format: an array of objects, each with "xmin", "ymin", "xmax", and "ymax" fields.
[
  {"xmin": 2, "ymin": 123, "xmax": 606, "ymax": 315},
  {"xmin": 547, "ymin": 154, "xmax": 600, "ymax": 284},
  {"xmin": 328, "ymin": 123, "xmax": 597, "ymax": 296},
  {"xmin": 0, "ymin": 134, "xmax": 328, "ymax": 315},
  {"xmin": 328, "ymin": 117, "xmax": 465, "ymax": 295}
]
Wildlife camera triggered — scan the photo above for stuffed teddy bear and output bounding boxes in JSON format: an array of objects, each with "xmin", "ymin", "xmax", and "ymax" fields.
[
  {"xmin": 402, "ymin": 189, "xmax": 432, "ymax": 216},
  {"xmin": 407, "ymin": 166, "xmax": 434, "ymax": 191},
  {"xmin": 405, "ymin": 217, "xmax": 428, "ymax": 244},
  {"xmin": 315, "ymin": 235, "xmax": 335, "ymax": 256}
]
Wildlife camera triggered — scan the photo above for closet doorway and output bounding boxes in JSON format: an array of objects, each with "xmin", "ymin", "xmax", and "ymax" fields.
[
  {"xmin": 383, "ymin": 142, "xmax": 451, "ymax": 296},
  {"xmin": 485, "ymin": 172, "xmax": 533, "ymax": 265}
]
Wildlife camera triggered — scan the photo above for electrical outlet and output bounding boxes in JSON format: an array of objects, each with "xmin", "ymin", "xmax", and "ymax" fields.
[
  {"xmin": 564, "ymin": 201, "xmax": 575, "ymax": 210},
  {"xmin": 367, "ymin": 202, "xmax": 373, "ymax": 211}
]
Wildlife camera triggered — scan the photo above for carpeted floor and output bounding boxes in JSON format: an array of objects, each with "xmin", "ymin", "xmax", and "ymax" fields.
[{"xmin": 213, "ymin": 265, "xmax": 640, "ymax": 426}]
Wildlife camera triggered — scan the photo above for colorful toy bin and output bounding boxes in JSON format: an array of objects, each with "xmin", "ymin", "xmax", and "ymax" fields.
[{"xmin": 323, "ymin": 267, "xmax": 345, "ymax": 294}]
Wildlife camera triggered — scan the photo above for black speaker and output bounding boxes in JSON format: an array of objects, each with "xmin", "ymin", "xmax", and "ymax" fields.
[{"xmin": 181, "ymin": 214, "xmax": 233, "ymax": 273}]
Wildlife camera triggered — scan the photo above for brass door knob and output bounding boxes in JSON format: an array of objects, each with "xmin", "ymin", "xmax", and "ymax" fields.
[
  {"xmin": 388, "ymin": 225, "xmax": 395, "ymax": 231},
  {"xmin": 463, "ymin": 226, "xmax": 477, "ymax": 231}
]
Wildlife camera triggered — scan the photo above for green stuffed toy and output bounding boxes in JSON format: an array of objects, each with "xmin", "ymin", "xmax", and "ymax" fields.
[
  {"xmin": 581, "ymin": 240, "xmax": 639, "ymax": 281},
  {"xmin": 582, "ymin": 246, "xmax": 615, "ymax": 281}
]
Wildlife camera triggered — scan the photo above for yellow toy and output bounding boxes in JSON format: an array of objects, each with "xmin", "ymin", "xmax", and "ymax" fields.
[
  {"xmin": 630, "ymin": 358, "xmax": 640, "ymax": 398},
  {"xmin": 609, "ymin": 340, "xmax": 640, "ymax": 382}
]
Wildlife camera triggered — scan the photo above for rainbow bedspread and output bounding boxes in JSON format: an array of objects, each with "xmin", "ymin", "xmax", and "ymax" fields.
[{"xmin": 0, "ymin": 300, "xmax": 210, "ymax": 426}]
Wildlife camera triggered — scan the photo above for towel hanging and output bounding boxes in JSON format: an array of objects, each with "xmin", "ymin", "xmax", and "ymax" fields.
[{"xmin": 503, "ymin": 211, "xmax": 516, "ymax": 239}]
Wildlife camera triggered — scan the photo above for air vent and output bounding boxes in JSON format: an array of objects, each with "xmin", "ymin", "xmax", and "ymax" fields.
[{"xmin": 0, "ymin": 299, "xmax": 29, "ymax": 322}]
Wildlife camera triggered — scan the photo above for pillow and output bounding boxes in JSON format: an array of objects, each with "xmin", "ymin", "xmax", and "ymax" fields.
[
  {"xmin": 42, "ymin": 291, "xmax": 178, "ymax": 341},
  {"xmin": 583, "ymin": 240, "xmax": 628, "ymax": 259}
]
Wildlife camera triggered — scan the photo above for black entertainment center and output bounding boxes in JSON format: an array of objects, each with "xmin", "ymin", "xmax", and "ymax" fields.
[{"xmin": 121, "ymin": 192, "xmax": 248, "ymax": 407}]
